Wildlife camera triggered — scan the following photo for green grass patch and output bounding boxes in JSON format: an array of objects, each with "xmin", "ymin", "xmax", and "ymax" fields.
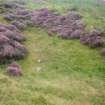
[{"xmin": 0, "ymin": 0, "xmax": 105, "ymax": 105}]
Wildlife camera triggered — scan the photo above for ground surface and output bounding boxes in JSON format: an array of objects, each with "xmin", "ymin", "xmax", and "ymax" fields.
[{"xmin": 0, "ymin": 0, "xmax": 105, "ymax": 105}]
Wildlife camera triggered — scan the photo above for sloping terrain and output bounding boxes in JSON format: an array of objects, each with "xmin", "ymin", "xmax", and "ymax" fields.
[{"xmin": 0, "ymin": 0, "xmax": 105, "ymax": 105}]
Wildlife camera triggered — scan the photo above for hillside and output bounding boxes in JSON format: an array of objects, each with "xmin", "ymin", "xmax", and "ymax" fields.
[{"xmin": 0, "ymin": 0, "xmax": 105, "ymax": 105}]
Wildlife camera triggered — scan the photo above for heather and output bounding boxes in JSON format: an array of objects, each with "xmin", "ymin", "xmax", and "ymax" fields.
[
  {"xmin": 0, "ymin": 0, "xmax": 105, "ymax": 105},
  {"xmin": 0, "ymin": 23, "xmax": 27, "ymax": 63}
]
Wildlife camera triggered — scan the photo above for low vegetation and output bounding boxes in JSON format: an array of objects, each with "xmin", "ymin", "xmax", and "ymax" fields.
[{"xmin": 0, "ymin": 0, "xmax": 105, "ymax": 105}]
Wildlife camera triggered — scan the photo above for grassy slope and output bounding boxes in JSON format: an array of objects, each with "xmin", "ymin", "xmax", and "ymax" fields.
[{"xmin": 0, "ymin": 0, "xmax": 105, "ymax": 105}]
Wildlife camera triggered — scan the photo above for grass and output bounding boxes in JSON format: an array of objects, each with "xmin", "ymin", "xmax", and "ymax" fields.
[
  {"xmin": 28, "ymin": 0, "xmax": 105, "ymax": 29},
  {"xmin": 0, "ymin": 0, "xmax": 105, "ymax": 105}
]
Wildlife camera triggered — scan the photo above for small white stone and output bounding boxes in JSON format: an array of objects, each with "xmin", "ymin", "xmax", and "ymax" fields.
[
  {"xmin": 36, "ymin": 67, "xmax": 42, "ymax": 72},
  {"xmin": 37, "ymin": 59, "xmax": 41, "ymax": 63}
]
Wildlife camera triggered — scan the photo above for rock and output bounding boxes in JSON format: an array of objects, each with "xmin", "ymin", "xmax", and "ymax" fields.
[{"xmin": 6, "ymin": 61, "xmax": 22, "ymax": 76}]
